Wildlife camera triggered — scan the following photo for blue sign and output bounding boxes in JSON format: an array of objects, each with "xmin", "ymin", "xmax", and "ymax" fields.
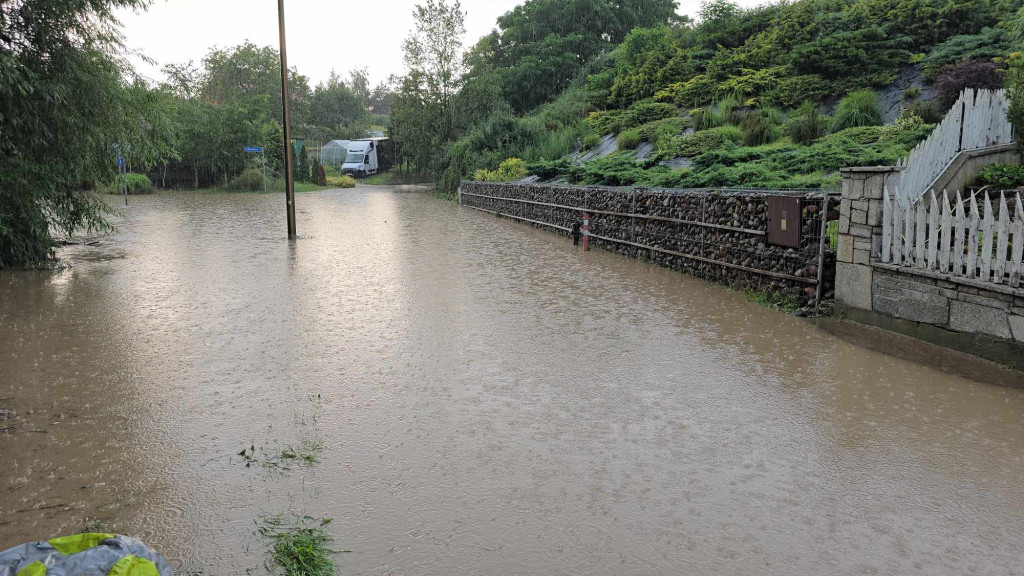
[
  {"xmin": 116, "ymin": 156, "xmax": 125, "ymax": 168},
  {"xmin": 244, "ymin": 147, "xmax": 264, "ymax": 153}
]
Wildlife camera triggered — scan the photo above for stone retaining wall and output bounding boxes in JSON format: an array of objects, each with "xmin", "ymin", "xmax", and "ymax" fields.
[
  {"xmin": 460, "ymin": 181, "xmax": 836, "ymax": 307},
  {"xmin": 835, "ymin": 166, "xmax": 1024, "ymax": 371}
]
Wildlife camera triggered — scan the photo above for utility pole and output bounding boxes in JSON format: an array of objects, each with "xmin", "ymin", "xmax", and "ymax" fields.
[{"xmin": 278, "ymin": 0, "xmax": 297, "ymax": 239}]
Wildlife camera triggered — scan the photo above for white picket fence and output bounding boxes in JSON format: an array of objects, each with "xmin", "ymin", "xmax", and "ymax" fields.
[
  {"xmin": 881, "ymin": 188, "xmax": 1024, "ymax": 287},
  {"xmin": 896, "ymin": 89, "xmax": 1014, "ymax": 205}
]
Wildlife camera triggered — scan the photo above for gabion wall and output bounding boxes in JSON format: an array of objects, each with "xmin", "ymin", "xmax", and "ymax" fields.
[{"xmin": 460, "ymin": 181, "xmax": 838, "ymax": 306}]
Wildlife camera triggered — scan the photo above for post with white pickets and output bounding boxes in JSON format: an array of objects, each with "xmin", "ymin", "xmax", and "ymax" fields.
[{"xmin": 879, "ymin": 188, "xmax": 1024, "ymax": 286}]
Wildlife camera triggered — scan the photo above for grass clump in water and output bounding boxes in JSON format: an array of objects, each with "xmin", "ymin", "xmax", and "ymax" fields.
[
  {"xmin": 739, "ymin": 286, "xmax": 802, "ymax": 314},
  {"xmin": 280, "ymin": 437, "xmax": 325, "ymax": 465},
  {"xmin": 238, "ymin": 437, "xmax": 324, "ymax": 470},
  {"xmin": 258, "ymin": 514, "xmax": 340, "ymax": 576}
]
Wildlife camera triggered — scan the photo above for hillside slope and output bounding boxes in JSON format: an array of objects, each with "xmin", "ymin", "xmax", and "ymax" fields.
[{"xmin": 435, "ymin": 0, "xmax": 1023, "ymax": 192}]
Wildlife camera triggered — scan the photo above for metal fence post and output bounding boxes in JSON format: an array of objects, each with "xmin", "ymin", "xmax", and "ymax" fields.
[{"xmin": 815, "ymin": 192, "xmax": 829, "ymax": 309}]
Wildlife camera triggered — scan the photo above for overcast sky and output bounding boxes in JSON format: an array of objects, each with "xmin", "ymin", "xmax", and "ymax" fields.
[{"xmin": 115, "ymin": 0, "xmax": 762, "ymax": 88}]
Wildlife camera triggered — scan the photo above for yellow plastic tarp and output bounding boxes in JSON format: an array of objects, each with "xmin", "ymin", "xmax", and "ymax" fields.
[
  {"xmin": 47, "ymin": 533, "xmax": 116, "ymax": 555},
  {"xmin": 107, "ymin": 555, "xmax": 160, "ymax": 576}
]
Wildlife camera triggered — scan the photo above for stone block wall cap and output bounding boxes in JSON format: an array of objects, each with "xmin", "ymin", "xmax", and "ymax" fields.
[
  {"xmin": 961, "ymin": 143, "xmax": 1018, "ymax": 158},
  {"xmin": 839, "ymin": 166, "xmax": 904, "ymax": 173}
]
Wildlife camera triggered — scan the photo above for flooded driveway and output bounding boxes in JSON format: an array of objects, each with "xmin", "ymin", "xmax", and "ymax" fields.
[{"xmin": 2, "ymin": 188, "xmax": 1023, "ymax": 575}]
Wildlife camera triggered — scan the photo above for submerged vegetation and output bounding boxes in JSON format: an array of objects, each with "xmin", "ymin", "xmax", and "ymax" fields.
[
  {"xmin": 237, "ymin": 438, "xmax": 324, "ymax": 470},
  {"xmin": 739, "ymin": 286, "xmax": 803, "ymax": 314},
  {"xmin": 258, "ymin": 515, "xmax": 342, "ymax": 576},
  {"xmin": 239, "ymin": 395, "xmax": 325, "ymax": 471}
]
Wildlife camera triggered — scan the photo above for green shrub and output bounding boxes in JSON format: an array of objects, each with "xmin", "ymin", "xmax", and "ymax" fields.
[
  {"xmin": 123, "ymin": 173, "xmax": 153, "ymax": 194},
  {"xmin": 832, "ymin": 90, "xmax": 882, "ymax": 132},
  {"xmin": 587, "ymin": 110, "xmax": 626, "ymax": 134},
  {"xmin": 766, "ymin": 75, "xmax": 834, "ymax": 109},
  {"xmin": 527, "ymin": 158, "xmax": 573, "ymax": 180},
  {"xmin": 326, "ymin": 175, "xmax": 356, "ymax": 188},
  {"xmin": 474, "ymin": 157, "xmax": 529, "ymax": 182},
  {"xmin": 785, "ymin": 102, "xmax": 829, "ymax": 145},
  {"xmin": 739, "ymin": 108, "xmax": 780, "ymax": 147},
  {"xmin": 636, "ymin": 117, "xmax": 687, "ymax": 144},
  {"xmin": 975, "ymin": 164, "xmax": 1024, "ymax": 189},
  {"xmin": 692, "ymin": 106, "xmax": 723, "ymax": 131},
  {"xmin": 717, "ymin": 125, "xmax": 743, "ymax": 144},
  {"xmin": 655, "ymin": 75, "xmax": 716, "ymax": 109},
  {"xmin": 617, "ymin": 129, "xmax": 641, "ymax": 150},
  {"xmin": 717, "ymin": 97, "xmax": 745, "ymax": 126},
  {"xmin": 624, "ymin": 101, "xmax": 678, "ymax": 128},
  {"xmin": 98, "ymin": 173, "xmax": 154, "ymax": 195},
  {"xmin": 564, "ymin": 154, "xmax": 649, "ymax": 187},
  {"xmin": 582, "ymin": 133, "xmax": 601, "ymax": 151},
  {"xmin": 903, "ymin": 86, "xmax": 921, "ymax": 100},
  {"xmin": 817, "ymin": 125, "xmax": 889, "ymax": 145},
  {"xmin": 657, "ymin": 127, "xmax": 742, "ymax": 158},
  {"xmin": 225, "ymin": 169, "xmax": 265, "ymax": 192}
]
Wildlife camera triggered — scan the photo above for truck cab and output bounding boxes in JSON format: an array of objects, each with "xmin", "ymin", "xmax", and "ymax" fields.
[{"xmin": 342, "ymin": 140, "xmax": 378, "ymax": 178}]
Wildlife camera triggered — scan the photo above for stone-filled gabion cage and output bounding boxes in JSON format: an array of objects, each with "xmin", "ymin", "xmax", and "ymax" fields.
[{"xmin": 459, "ymin": 181, "xmax": 839, "ymax": 306}]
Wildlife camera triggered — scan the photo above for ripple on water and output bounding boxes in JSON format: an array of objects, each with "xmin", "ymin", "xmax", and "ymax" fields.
[{"xmin": 0, "ymin": 190, "xmax": 1022, "ymax": 575}]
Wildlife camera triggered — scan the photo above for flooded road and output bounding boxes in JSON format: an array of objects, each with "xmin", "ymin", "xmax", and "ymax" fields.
[{"xmin": 2, "ymin": 188, "xmax": 1023, "ymax": 575}]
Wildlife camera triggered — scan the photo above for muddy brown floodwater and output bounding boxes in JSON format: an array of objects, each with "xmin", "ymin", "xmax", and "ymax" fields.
[{"xmin": 2, "ymin": 188, "xmax": 1023, "ymax": 575}]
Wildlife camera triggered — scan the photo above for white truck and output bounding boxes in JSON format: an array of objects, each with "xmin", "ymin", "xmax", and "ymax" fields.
[{"xmin": 341, "ymin": 138, "xmax": 395, "ymax": 178}]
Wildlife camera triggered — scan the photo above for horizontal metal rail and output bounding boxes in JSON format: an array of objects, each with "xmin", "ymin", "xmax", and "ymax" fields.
[
  {"xmin": 461, "ymin": 180, "xmax": 836, "ymax": 197},
  {"xmin": 586, "ymin": 233, "xmax": 816, "ymax": 285},
  {"xmin": 463, "ymin": 204, "xmax": 571, "ymax": 232},
  {"xmin": 463, "ymin": 204, "xmax": 816, "ymax": 285},
  {"xmin": 460, "ymin": 192, "xmax": 766, "ymax": 236}
]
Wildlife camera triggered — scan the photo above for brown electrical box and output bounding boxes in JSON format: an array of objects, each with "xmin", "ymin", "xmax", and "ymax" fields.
[{"xmin": 767, "ymin": 196, "xmax": 802, "ymax": 248}]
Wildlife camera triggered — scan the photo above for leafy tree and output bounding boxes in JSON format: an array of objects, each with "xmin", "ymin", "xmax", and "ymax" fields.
[
  {"xmin": 392, "ymin": 0, "xmax": 467, "ymax": 171},
  {"xmin": 482, "ymin": 0, "xmax": 681, "ymax": 112},
  {"xmin": 200, "ymin": 42, "xmax": 312, "ymax": 130},
  {"xmin": 160, "ymin": 61, "xmax": 202, "ymax": 99},
  {"xmin": 174, "ymin": 97, "xmax": 268, "ymax": 188},
  {"xmin": 452, "ymin": 76, "xmax": 510, "ymax": 132},
  {"xmin": 0, "ymin": 0, "xmax": 157, "ymax": 268},
  {"xmin": 696, "ymin": 0, "xmax": 745, "ymax": 49},
  {"xmin": 369, "ymin": 77, "xmax": 398, "ymax": 115},
  {"xmin": 310, "ymin": 71, "xmax": 369, "ymax": 138},
  {"xmin": 348, "ymin": 68, "xmax": 372, "ymax": 105}
]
